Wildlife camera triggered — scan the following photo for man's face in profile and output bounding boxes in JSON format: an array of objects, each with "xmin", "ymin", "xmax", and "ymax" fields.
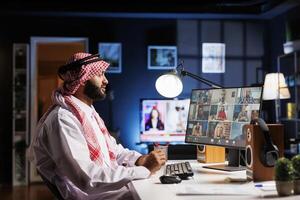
[
  {"xmin": 84, "ymin": 73, "xmax": 108, "ymax": 101},
  {"xmin": 246, "ymin": 89, "xmax": 251, "ymax": 97}
]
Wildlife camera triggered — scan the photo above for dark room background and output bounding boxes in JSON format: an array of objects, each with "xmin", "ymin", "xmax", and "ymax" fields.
[{"xmin": 1, "ymin": 2, "xmax": 300, "ymax": 184}]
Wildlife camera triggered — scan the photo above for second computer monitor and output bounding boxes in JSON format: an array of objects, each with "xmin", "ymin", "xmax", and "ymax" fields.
[
  {"xmin": 185, "ymin": 86, "xmax": 263, "ymax": 148},
  {"xmin": 140, "ymin": 99, "xmax": 190, "ymax": 142}
]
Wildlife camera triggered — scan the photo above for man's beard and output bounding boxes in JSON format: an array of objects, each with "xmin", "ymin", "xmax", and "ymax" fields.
[{"xmin": 83, "ymin": 80, "xmax": 106, "ymax": 101}]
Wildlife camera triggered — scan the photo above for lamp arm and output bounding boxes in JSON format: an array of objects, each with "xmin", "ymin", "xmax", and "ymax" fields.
[{"xmin": 181, "ymin": 70, "xmax": 222, "ymax": 89}]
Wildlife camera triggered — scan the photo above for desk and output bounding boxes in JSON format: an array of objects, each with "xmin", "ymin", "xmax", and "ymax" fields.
[{"xmin": 131, "ymin": 160, "xmax": 298, "ymax": 200}]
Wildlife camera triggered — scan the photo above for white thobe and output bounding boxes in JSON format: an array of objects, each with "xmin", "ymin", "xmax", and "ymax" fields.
[{"xmin": 31, "ymin": 96, "xmax": 150, "ymax": 200}]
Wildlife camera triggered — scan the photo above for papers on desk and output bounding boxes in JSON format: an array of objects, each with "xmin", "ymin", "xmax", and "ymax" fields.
[{"xmin": 176, "ymin": 183, "xmax": 259, "ymax": 196}]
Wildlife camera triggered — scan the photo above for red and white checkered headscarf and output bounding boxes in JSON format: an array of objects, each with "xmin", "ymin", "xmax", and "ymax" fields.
[
  {"xmin": 62, "ymin": 94, "xmax": 117, "ymax": 166},
  {"xmin": 33, "ymin": 52, "xmax": 117, "ymax": 166},
  {"xmin": 59, "ymin": 52, "xmax": 110, "ymax": 95}
]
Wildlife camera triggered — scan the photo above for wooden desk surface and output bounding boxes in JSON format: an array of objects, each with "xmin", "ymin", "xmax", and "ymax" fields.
[{"xmin": 131, "ymin": 160, "xmax": 299, "ymax": 200}]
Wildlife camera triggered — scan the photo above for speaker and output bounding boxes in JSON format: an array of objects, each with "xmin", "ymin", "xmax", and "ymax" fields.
[
  {"xmin": 251, "ymin": 118, "xmax": 279, "ymax": 167},
  {"xmin": 245, "ymin": 124, "xmax": 284, "ymax": 182},
  {"xmin": 197, "ymin": 145, "xmax": 225, "ymax": 163}
]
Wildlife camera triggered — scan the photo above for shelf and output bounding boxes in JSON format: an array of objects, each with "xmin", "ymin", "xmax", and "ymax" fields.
[
  {"xmin": 14, "ymin": 131, "xmax": 26, "ymax": 136},
  {"xmin": 284, "ymin": 151, "xmax": 299, "ymax": 157},
  {"xmin": 287, "ymin": 85, "xmax": 300, "ymax": 87},
  {"xmin": 12, "ymin": 43, "xmax": 29, "ymax": 186},
  {"xmin": 279, "ymin": 51, "xmax": 300, "ymax": 158},
  {"xmin": 284, "ymin": 150, "xmax": 298, "ymax": 154},
  {"xmin": 278, "ymin": 53, "xmax": 295, "ymax": 59},
  {"xmin": 13, "ymin": 110, "xmax": 26, "ymax": 114},
  {"xmin": 14, "ymin": 69, "xmax": 26, "ymax": 73},
  {"xmin": 281, "ymin": 118, "xmax": 300, "ymax": 122}
]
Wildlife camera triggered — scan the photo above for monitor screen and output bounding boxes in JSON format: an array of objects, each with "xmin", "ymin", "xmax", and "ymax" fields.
[
  {"xmin": 185, "ymin": 86, "xmax": 263, "ymax": 148},
  {"xmin": 140, "ymin": 99, "xmax": 190, "ymax": 142}
]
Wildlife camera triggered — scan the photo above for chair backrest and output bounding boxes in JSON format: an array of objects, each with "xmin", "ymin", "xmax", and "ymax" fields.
[{"xmin": 38, "ymin": 171, "xmax": 65, "ymax": 200}]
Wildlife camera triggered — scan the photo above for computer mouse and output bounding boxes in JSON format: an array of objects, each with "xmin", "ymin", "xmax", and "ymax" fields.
[{"xmin": 159, "ymin": 175, "xmax": 182, "ymax": 184}]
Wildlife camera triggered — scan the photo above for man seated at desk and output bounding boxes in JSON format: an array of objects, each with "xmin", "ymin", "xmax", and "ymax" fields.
[{"xmin": 29, "ymin": 53, "xmax": 166, "ymax": 200}]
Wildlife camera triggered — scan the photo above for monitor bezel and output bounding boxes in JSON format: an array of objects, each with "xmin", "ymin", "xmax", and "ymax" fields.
[{"xmin": 184, "ymin": 85, "xmax": 264, "ymax": 149}]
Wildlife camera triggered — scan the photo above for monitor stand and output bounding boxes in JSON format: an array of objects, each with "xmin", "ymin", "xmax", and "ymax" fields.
[{"xmin": 203, "ymin": 149, "xmax": 246, "ymax": 172}]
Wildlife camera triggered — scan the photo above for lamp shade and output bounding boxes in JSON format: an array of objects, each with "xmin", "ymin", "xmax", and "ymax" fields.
[
  {"xmin": 155, "ymin": 72, "xmax": 183, "ymax": 98},
  {"xmin": 263, "ymin": 73, "xmax": 290, "ymax": 100}
]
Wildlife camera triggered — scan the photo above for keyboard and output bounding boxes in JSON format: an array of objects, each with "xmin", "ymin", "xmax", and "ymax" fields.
[{"xmin": 164, "ymin": 161, "xmax": 194, "ymax": 179}]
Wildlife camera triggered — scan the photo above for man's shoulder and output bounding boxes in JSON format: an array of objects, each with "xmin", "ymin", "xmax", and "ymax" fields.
[
  {"xmin": 39, "ymin": 106, "xmax": 82, "ymax": 133},
  {"xmin": 44, "ymin": 106, "xmax": 75, "ymax": 123}
]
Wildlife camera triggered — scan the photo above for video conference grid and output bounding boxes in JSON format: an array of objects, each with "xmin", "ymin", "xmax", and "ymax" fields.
[{"xmin": 185, "ymin": 87, "xmax": 262, "ymax": 147}]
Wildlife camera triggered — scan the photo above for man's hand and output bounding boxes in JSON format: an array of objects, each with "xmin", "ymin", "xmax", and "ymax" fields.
[{"xmin": 135, "ymin": 150, "xmax": 166, "ymax": 174}]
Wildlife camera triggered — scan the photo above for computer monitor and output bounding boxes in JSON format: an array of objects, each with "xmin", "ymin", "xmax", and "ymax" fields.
[
  {"xmin": 185, "ymin": 86, "xmax": 263, "ymax": 171},
  {"xmin": 140, "ymin": 99, "xmax": 190, "ymax": 143}
]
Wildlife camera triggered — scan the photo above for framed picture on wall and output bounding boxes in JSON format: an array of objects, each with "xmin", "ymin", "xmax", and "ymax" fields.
[
  {"xmin": 148, "ymin": 46, "xmax": 177, "ymax": 70},
  {"xmin": 202, "ymin": 43, "xmax": 226, "ymax": 73},
  {"xmin": 98, "ymin": 43, "xmax": 122, "ymax": 73}
]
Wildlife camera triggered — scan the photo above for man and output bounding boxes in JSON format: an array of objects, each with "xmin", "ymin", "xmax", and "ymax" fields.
[
  {"xmin": 167, "ymin": 103, "xmax": 186, "ymax": 132},
  {"xmin": 237, "ymin": 105, "xmax": 249, "ymax": 122},
  {"xmin": 196, "ymin": 104, "xmax": 208, "ymax": 120},
  {"xmin": 218, "ymin": 89, "xmax": 227, "ymax": 105},
  {"xmin": 238, "ymin": 89, "xmax": 255, "ymax": 104},
  {"xmin": 192, "ymin": 122, "xmax": 202, "ymax": 136},
  {"xmin": 29, "ymin": 53, "xmax": 166, "ymax": 200}
]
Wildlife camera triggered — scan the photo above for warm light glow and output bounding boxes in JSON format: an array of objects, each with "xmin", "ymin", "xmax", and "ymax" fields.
[
  {"xmin": 263, "ymin": 73, "xmax": 290, "ymax": 100},
  {"xmin": 155, "ymin": 72, "xmax": 183, "ymax": 98}
]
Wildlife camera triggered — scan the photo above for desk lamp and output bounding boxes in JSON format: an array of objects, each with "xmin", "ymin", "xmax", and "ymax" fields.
[
  {"xmin": 155, "ymin": 61, "xmax": 221, "ymax": 98},
  {"xmin": 263, "ymin": 73, "xmax": 290, "ymax": 123}
]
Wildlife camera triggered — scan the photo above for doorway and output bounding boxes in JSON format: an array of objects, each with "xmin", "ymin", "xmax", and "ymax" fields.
[{"xmin": 29, "ymin": 37, "xmax": 88, "ymax": 182}]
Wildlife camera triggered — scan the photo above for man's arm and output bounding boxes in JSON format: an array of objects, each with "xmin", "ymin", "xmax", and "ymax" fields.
[{"xmin": 112, "ymin": 137, "xmax": 166, "ymax": 174}]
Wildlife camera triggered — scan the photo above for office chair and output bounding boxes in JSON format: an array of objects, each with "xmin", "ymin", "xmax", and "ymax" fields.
[{"xmin": 38, "ymin": 170, "xmax": 64, "ymax": 200}]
